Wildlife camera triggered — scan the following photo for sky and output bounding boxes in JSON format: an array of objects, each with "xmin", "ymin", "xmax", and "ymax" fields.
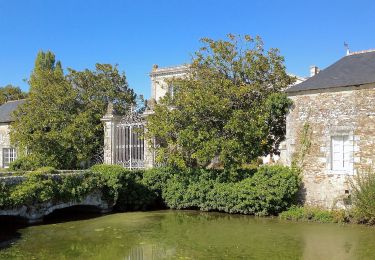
[{"xmin": 1, "ymin": 0, "xmax": 375, "ymax": 99}]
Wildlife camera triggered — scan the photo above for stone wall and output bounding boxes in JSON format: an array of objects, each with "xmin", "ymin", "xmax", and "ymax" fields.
[
  {"xmin": 0, "ymin": 123, "xmax": 13, "ymax": 168},
  {"xmin": 150, "ymin": 65, "xmax": 189, "ymax": 102},
  {"xmin": 284, "ymin": 83, "xmax": 375, "ymax": 208},
  {"xmin": 0, "ymin": 171, "xmax": 112, "ymax": 223}
]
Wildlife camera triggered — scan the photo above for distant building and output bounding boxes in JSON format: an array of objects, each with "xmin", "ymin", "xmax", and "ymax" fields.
[
  {"xmin": 0, "ymin": 99, "xmax": 25, "ymax": 168},
  {"xmin": 283, "ymin": 50, "xmax": 375, "ymax": 208}
]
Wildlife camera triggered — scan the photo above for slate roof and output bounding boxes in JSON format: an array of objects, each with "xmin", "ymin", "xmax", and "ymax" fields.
[
  {"xmin": 0, "ymin": 99, "xmax": 26, "ymax": 123},
  {"xmin": 286, "ymin": 50, "xmax": 375, "ymax": 93}
]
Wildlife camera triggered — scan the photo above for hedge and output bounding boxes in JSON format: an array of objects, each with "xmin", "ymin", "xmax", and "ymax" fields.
[{"xmin": 0, "ymin": 165, "xmax": 300, "ymax": 216}]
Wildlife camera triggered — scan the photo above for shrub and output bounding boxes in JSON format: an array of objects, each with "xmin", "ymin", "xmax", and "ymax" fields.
[
  {"xmin": 0, "ymin": 164, "xmax": 300, "ymax": 217},
  {"xmin": 351, "ymin": 170, "xmax": 375, "ymax": 224},
  {"xmin": 279, "ymin": 206, "xmax": 348, "ymax": 223},
  {"xmin": 9, "ymin": 156, "xmax": 42, "ymax": 171},
  {"xmin": 162, "ymin": 165, "xmax": 300, "ymax": 216},
  {"xmin": 34, "ymin": 167, "xmax": 58, "ymax": 175},
  {"xmin": 90, "ymin": 164, "xmax": 158, "ymax": 210}
]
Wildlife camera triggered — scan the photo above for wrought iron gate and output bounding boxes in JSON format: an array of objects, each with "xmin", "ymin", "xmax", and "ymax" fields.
[{"xmin": 114, "ymin": 109, "xmax": 146, "ymax": 169}]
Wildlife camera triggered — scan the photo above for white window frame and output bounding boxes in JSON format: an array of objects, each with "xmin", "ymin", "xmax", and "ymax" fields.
[
  {"xmin": 3, "ymin": 147, "xmax": 17, "ymax": 168},
  {"xmin": 330, "ymin": 135, "xmax": 353, "ymax": 173}
]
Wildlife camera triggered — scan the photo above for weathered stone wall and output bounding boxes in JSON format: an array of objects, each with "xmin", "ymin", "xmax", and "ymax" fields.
[
  {"xmin": 150, "ymin": 65, "xmax": 189, "ymax": 102},
  {"xmin": 0, "ymin": 123, "xmax": 12, "ymax": 168},
  {"xmin": 285, "ymin": 83, "xmax": 375, "ymax": 208}
]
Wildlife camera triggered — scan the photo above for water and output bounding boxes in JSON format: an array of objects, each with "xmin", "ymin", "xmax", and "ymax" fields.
[{"xmin": 1, "ymin": 210, "xmax": 375, "ymax": 259}]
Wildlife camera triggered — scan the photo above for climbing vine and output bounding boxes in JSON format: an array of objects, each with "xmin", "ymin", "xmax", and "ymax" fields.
[{"xmin": 292, "ymin": 120, "xmax": 312, "ymax": 170}]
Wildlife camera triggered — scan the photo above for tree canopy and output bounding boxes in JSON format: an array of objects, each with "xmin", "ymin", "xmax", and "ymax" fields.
[
  {"xmin": 147, "ymin": 34, "xmax": 294, "ymax": 169},
  {"xmin": 0, "ymin": 85, "xmax": 28, "ymax": 105},
  {"xmin": 10, "ymin": 51, "xmax": 136, "ymax": 169}
]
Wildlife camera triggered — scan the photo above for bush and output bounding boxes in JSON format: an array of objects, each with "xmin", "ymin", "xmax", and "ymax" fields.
[
  {"xmin": 3, "ymin": 171, "xmax": 100, "ymax": 208},
  {"xmin": 279, "ymin": 206, "xmax": 348, "ymax": 223},
  {"xmin": 162, "ymin": 165, "xmax": 300, "ymax": 216},
  {"xmin": 351, "ymin": 170, "xmax": 375, "ymax": 224},
  {"xmin": 9, "ymin": 156, "xmax": 42, "ymax": 171},
  {"xmin": 34, "ymin": 167, "xmax": 58, "ymax": 175},
  {"xmin": 0, "ymin": 164, "xmax": 300, "ymax": 217},
  {"xmin": 90, "ymin": 164, "xmax": 158, "ymax": 210}
]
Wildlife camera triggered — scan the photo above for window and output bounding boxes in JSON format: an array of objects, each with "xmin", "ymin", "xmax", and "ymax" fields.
[
  {"xmin": 331, "ymin": 135, "xmax": 352, "ymax": 171},
  {"xmin": 3, "ymin": 148, "xmax": 17, "ymax": 168}
]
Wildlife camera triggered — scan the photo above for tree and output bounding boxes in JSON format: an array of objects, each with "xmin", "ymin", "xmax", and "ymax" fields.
[
  {"xmin": 66, "ymin": 64, "xmax": 136, "ymax": 165},
  {"xmin": 10, "ymin": 51, "xmax": 80, "ymax": 168},
  {"xmin": 0, "ymin": 84, "xmax": 28, "ymax": 105},
  {"xmin": 10, "ymin": 51, "xmax": 136, "ymax": 169},
  {"xmin": 147, "ymin": 34, "xmax": 294, "ymax": 169}
]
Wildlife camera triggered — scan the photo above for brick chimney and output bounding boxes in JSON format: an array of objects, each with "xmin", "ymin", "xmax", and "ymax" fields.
[{"xmin": 309, "ymin": 65, "xmax": 320, "ymax": 77}]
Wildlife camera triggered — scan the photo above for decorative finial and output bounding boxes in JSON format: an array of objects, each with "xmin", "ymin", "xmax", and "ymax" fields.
[
  {"xmin": 130, "ymin": 103, "xmax": 136, "ymax": 114},
  {"xmin": 153, "ymin": 64, "xmax": 159, "ymax": 71},
  {"xmin": 106, "ymin": 102, "xmax": 114, "ymax": 116}
]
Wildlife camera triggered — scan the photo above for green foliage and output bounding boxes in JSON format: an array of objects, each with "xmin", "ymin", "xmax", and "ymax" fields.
[
  {"xmin": 9, "ymin": 155, "xmax": 43, "ymax": 171},
  {"xmin": 34, "ymin": 167, "xmax": 58, "ymax": 175},
  {"xmin": 0, "ymin": 84, "xmax": 27, "ymax": 105},
  {"xmin": 10, "ymin": 51, "xmax": 136, "ymax": 169},
  {"xmin": 90, "ymin": 164, "xmax": 157, "ymax": 210},
  {"xmin": 10, "ymin": 171, "xmax": 56, "ymax": 206},
  {"xmin": 279, "ymin": 206, "xmax": 348, "ymax": 223},
  {"xmin": 147, "ymin": 34, "xmax": 294, "ymax": 169},
  {"xmin": 162, "ymin": 165, "xmax": 300, "ymax": 216},
  {"xmin": 0, "ymin": 165, "xmax": 300, "ymax": 217},
  {"xmin": 351, "ymin": 170, "xmax": 375, "ymax": 224}
]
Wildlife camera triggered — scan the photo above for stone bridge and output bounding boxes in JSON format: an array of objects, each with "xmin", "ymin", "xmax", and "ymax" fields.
[{"xmin": 0, "ymin": 172, "xmax": 113, "ymax": 224}]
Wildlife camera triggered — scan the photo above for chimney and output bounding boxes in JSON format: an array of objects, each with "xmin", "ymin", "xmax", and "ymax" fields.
[{"xmin": 309, "ymin": 65, "xmax": 319, "ymax": 77}]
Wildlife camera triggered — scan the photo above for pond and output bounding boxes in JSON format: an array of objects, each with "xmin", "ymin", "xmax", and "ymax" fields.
[{"xmin": 1, "ymin": 210, "xmax": 375, "ymax": 259}]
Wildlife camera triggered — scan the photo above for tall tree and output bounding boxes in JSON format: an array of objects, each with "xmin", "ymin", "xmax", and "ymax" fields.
[
  {"xmin": 0, "ymin": 85, "xmax": 28, "ymax": 105},
  {"xmin": 11, "ymin": 51, "xmax": 79, "ymax": 168},
  {"xmin": 11, "ymin": 51, "xmax": 136, "ymax": 169},
  {"xmin": 147, "ymin": 34, "xmax": 294, "ymax": 169}
]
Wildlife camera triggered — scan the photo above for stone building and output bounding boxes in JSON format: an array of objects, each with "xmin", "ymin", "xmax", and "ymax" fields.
[
  {"xmin": 283, "ymin": 50, "xmax": 375, "ymax": 208},
  {"xmin": 0, "ymin": 99, "xmax": 25, "ymax": 168}
]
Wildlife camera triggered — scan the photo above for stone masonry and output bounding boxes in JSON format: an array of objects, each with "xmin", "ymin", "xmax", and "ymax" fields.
[{"xmin": 284, "ymin": 83, "xmax": 375, "ymax": 208}]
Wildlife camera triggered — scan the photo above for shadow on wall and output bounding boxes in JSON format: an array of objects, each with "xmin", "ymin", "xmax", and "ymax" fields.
[{"xmin": 297, "ymin": 181, "xmax": 307, "ymax": 206}]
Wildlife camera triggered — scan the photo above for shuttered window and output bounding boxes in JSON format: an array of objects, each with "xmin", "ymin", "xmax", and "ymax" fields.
[{"xmin": 331, "ymin": 135, "xmax": 352, "ymax": 171}]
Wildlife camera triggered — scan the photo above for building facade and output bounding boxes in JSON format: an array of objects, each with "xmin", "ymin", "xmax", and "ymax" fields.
[
  {"xmin": 0, "ymin": 99, "xmax": 24, "ymax": 168},
  {"xmin": 283, "ymin": 50, "xmax": 375, "ymax": 208}
]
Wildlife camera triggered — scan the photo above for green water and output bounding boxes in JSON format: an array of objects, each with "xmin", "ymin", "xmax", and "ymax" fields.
[{"xmin": 1, "ymin": 210, "xmax": 375, "ymax": 259}]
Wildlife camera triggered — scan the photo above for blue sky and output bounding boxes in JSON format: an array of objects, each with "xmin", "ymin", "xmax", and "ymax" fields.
[{"xmin": 1, "ymin": 0, "xmax": 374, "ymax": 98}]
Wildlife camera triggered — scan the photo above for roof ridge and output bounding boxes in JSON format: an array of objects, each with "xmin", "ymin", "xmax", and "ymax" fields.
[{"xmin": 348, "ymin": 49, "xmax": 375, "ymax": 56}]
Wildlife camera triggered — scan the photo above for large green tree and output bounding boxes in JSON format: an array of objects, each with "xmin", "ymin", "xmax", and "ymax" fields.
[
  {"xmin": 0, "ymin": 84, "xmax": 28, "ymax": 105},
  {"xmin": 147, "ymin": 34, "xmax": 294, "ymax": 169},
  {"xmin": 10, "ymin": 51, "xmax": 135, "ymax": 169}
]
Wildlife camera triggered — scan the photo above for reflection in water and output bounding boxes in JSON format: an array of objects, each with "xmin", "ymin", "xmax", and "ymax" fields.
[{"xmin": 1, "ymin": 210, "xmax": 375, "ymax": 259}]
